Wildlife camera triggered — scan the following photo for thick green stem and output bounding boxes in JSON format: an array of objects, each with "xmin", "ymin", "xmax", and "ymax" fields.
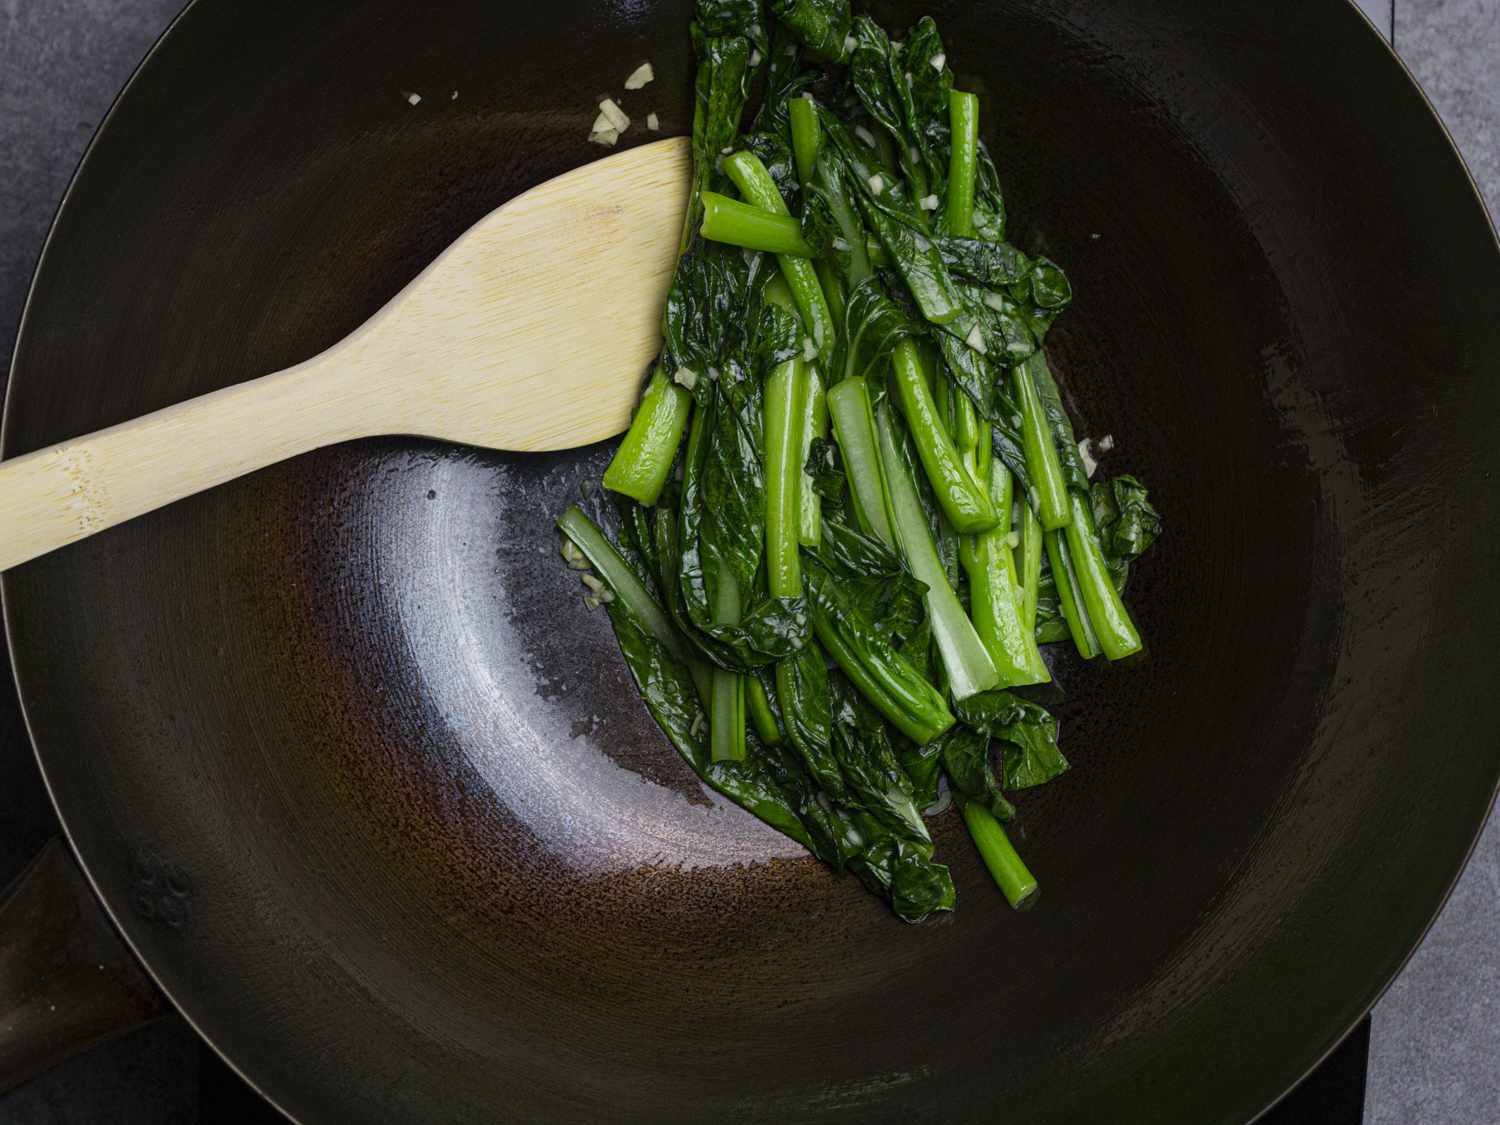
[
  {"xmin": 799, "ymin": 367, "xmax": 829, "ymax": 548},
  {"xmin": 1013, "ymin": 359, "xmax": 1071, "ymax": 531},
  {"xmin": 808, "ymin": 601, "xmax": 953, "ymax": 745},
  {"xmin": 747, "ymin": 675, "xmax": 783, "ymax": 745},
  {"xmin": 955, "ymin": 395, "xmax": 982, "ymax": 482},
  {"xmin": 955, "ymin": 413, "xmax": 988, "ymax": 572},
  {"xmin": 827, "ymin": 377, "xmax": 897, "ymax": 548},
  {"xmin": 1019, "ymin": 498, "xmax": 1043, "ymax": 634},
  {"xmin": 1045, "ymin": 528, "xmax": 1101, "ymax": 660},
  {"xmin": 764, "ymin": 357, "xmax": 809, "ymax": 598},
  {"xmin": 874, "ymin": 404, "xmax": 1000, "ymax": 700},
  {"xmin": 700, "ymin": 192, "xmax": 816, "ymax": 256},
  {"xmin": 814, "ymin": 258, "xmax": 847, "ymax": 324},
  {"xmin": 961, "ymin": 800, "xmax": 1039, "ymax": 910},
  {"xmin": 1062, "ymin": 490, "xmax": 1143, "ymax": 660},
  {"xmin": 710, "ymin": 562, "xmax": 746, "ymax": 763},
  {"xmin": 558, "ymin": 506, "xmax": 680, "ymax": 657},
  {"xmin": 946, "ymin": 90, "xmax": 980, "ymax": 238},
  {"xmin": 601, "ymin": 368, "xmax": 693, "ymax": 506},
  {"xmin": 789, "ymin": 96, "xmax": 822, "ymax": 187},
  {"xmin": 891, "ymin": 341, "xmax": 998, "ymax": 535},
  {"xmin": 964, "ymin": 465, "xmax": 1049, "ymax": 687},
  {"xmin": 698, "ymin": 200, "xmax": 887, "ymax": 268},
  {"xmin": 724, "ymin": 151, "xmax": 834, "ymax": 364},
  {"xmin": 558, "ymin": 506, "xmax": 713, "ymax": 706},
  {"xmin": 814, "ymin": 150, "xmax": 873, "ymax": 287}
]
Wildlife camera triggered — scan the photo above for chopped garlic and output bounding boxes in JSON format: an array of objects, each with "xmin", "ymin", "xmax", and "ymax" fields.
[
  {"xmin": 749, "ymin": 49, "xmax": 762, "ymax": 67},
  {"xmin": 598, "ymin": 97, "xmax": 630, "ymax": 132},
  {"xmin": 831, "ymin": 236, "xmax": 851, "ymax": 252},
  {"xmin": 802, "ymin": 337, "xmax": 818, "ymax": 362},
  {"xmin": 930, "ymin": 52, "xmax": 947, "ymax": 71},
  {"xmin": 674, "ymin": 367, "xmax": 699, "ymax": 390},
  {"xmin": 451, "ymin": 90, "xmax": 458, "ymax": 100},
  {"xmin": 918, "ymin": 193, "xmax": 940, "ymax": 211},
  {"xmin": 646, "ymin": 112, "xmax": 660, "ymax": 131},
  {"xmin": 983, "ymin": 291, "xmax": 1007, "ymax": 312},
  {"xmin": 868, "ymin": 174, "xmax": 886, "ymax": 195},
  {"xmin": 405, "ymin": 91, "xmax": 422, "ymax": 106},
  {"xmin": 560, "ymin": 537, "xmax": 582, "ymax": 563},
  {"xmin": 1006, "ymin": 531, "xmax": 1021, "ymax": 549},
  {"xmin": 598, "ymin": 588, "xmax": 615, "ymax": 604},
  {"xmin": 584, "ymin": 595, "xmax": 601, "ymax": 610},
  {"xmin": 854, "ymin": 125, "xmax": 877, "ymax": 148},
  {"xmin": 624, "ymin": 62, "xmax": 655, "ymax": 90},
  {"xmin": 965, "ymin": 323, "xmax": 988, "ymax": 354},
  {"xmin": 581, "ymin": 573, "xmax": 606, "ymax": 594},
  {"xmin": 1078, "ymin": 438, "xmax": 1098, "ymax": 478},
  {"xmin": 588, "ymin": 127, "xmax": 619, "ymax": 147},
  {"xmin": 1098, "ymin": 433, "xmax": 1116, "ymax": 452},
  {"xmin": 844, "ymin": 34, "xmax": 857, "ymax": 55}
]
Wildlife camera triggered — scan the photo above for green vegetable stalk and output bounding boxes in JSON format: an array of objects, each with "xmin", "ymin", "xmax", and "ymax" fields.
[
  {"xmin": 945, "ymin": 90, "xmax": 979, "ymax": 238},
  {"xmin": 764, "ymin": 356, "xmax": 810, "ymax": 599},
  {"xmin": 1014, "ymin": 357, "xmax": 1071, "ymax": 531},
  {"xmin": 557, "ymin": 506, "xmax": 710, "ymax": 703},
  {"xmin": 964, "ymin": 461, "xmax": 1049, "ymax": 687},
  {"xmin": 1045, "ymin": 528, "xmax": 1101, "ymax": 660},
  {"xmin": 874, "ymin": 403, "xmax": 1000, "ymax": 700},
  {"xmin": 700, "ymin": 192, "xmax": 817, "ymax": 256},
  {"xmin": 746, "ymin": 675, "xmax": 784, "ymax": 745},
  {"xmin": 1062, "ymin": 490, "xmax": 1143, "ymax": 660},
  {"xmin": 788, "ymin": 94, "xmax": 821, "ymax": 186},
  {"xmin": 960, "ymin": 798, "xmax": 1039, "ymax": 910},
  {"xmin": 723, "ymin": 150, "xmax": 835, "ymax": 364},
  {"xmin": 1018, "ymin": 497, "xmax": 1043, "ymax": 634},
  {"xmin": 804, "ymin": 563, "xmax": 955, "ymax": 745},
  {"xmin": 799, "ymin": 366, "xmax": 828, "ymax": 548},
  {"xmin": 601, "ymin": 367, "xmax": 693, "ymax": 506},
  {"xmin": 891, "ymin": 340, "xmax": 997, "ymax": 535},
  {"xmin": 826, "ymin": 377, "xmax": 897, "ymax": 548},
  {"xmin": 710, "ymin": 560, "xmax": 747, "ymax": 763}
]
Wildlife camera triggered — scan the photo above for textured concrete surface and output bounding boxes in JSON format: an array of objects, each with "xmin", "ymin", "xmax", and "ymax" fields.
[
  {"xmin": 1395, "ymin": 0, "xmax": 1500, "ymax": 217},
  {"xmin": 0, "ymin": 2, "xmax": 1494, "ymax": 1123},
  {"xmin": 1366, "ymin": 11, "xmax": 1500, "ymax": 1124},
  {"xmin": 1363, "ymin": 21, "xmax": 1500, "ymax": 1124}
]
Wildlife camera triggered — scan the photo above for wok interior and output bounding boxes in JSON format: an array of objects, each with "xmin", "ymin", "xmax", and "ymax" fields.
[{"xmin": 6, "ymin": 1, "xmax": 1498, "ymax": 1121}]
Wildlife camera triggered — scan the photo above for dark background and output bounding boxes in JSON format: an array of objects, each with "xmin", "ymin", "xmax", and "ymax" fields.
[{"xmin": 0, "ymin": 1, "xmax": 1493, "ymax": 1122}]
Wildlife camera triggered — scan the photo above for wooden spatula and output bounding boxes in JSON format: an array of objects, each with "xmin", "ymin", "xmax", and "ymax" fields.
[{"xmin": 0, "ymin": 136, "xmax": 692, "ymax": 571}]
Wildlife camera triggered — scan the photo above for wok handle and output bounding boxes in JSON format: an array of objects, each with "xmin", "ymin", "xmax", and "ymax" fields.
[{"xmin": 0, "ymin": 837, "xmax": 169, "ymax": 1094}]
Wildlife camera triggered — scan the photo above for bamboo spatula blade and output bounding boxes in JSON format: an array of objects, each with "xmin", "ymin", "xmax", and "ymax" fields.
[{"xmin": 0, "ymin": 136, "xmax": 692, "ymax": 570}]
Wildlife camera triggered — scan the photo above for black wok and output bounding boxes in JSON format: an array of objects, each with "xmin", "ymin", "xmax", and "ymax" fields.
[{"xmin": 3, "ymin": 0, "xmax": 1498, "ymax": 1121}]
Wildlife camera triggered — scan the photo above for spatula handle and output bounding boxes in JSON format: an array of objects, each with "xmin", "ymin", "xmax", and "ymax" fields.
[{"xmin": 0, "ymin": 356, "xmax": 367, "ymax": 571}]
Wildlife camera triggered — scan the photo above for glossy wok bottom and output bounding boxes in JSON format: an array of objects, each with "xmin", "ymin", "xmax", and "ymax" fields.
[{"xmin": 5, "ymin": 0, "xmax": 1499, "ymax": 1121}]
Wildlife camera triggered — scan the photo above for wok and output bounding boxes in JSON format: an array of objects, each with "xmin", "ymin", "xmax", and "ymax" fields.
[{"xmin": 3, "ymin": 0, "xmax": 1497, "ymax": 1121}]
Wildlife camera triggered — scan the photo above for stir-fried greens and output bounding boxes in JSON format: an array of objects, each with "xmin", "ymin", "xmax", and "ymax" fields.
[{"xmin": 560, "ymin": 0, "xmax": 1161, "ymax": 921}]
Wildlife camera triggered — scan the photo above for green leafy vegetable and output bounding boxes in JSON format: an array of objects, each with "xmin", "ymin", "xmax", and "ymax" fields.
[{"xmin": 573, "ymin": 2, "xmax": 1162, "ymax": 921}]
